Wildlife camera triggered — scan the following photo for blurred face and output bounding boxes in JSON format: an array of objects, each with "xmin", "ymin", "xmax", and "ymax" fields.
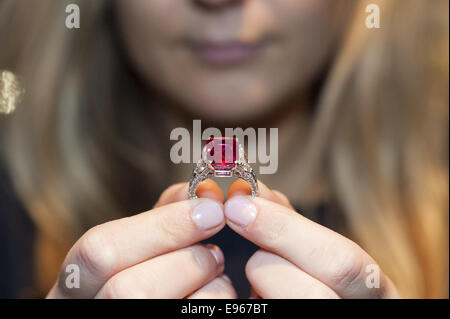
[{"xmin": 115, "ymin": 0, "xmax": 346, "ymax": 122}]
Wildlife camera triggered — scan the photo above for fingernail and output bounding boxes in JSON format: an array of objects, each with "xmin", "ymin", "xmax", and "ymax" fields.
[
  {"xmin": 224, "ymin": 196, "xmax": 257, "ymax": 227},
  {"xmin": 192, "ymin": 200, "xmax": 224, "ymax": 230},
  {"xmin": 208, "ymin": 246, "xmax": 224, "ymax": 265}
]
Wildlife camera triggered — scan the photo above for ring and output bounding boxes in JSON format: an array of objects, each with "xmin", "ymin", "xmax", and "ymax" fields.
[{"xmin": 189, "ymin": 137, "xmax": 259, "ymax": 199}]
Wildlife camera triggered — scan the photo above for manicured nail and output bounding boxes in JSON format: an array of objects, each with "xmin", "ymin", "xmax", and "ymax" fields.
[
  {"xmin": 224, "ymin": 196, "xmax": 257, "ymax": 227},
  {"xmin": 208, "ymin": 246, "xmax": 224, "ymax": 265},
  {"xmin": 192, "ymin": 200, "xmax": 224, "ymax": 230}
]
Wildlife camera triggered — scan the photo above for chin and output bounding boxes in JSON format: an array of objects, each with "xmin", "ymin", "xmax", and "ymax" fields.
[
  {"xmin": 184, "ymin": 93, "xmax": 276, "ymax": 123},
  {"xmin": 175, "ymin": 77, "xmax": 281, "ymax": 123}
]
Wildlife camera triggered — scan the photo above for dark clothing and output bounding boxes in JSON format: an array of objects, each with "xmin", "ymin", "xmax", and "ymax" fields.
[{"xmin": 0, "ymin": 164, "xmax": 36, "ymax": 298}]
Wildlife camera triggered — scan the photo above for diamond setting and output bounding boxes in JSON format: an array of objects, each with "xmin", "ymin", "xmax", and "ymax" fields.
[{"xmin": 189, "ymin": 137, "xmax": 258, "ymax": 199}]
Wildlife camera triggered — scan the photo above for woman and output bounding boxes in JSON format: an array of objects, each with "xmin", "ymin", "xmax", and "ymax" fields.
[{"xmin": 0, "ymin": 0, "xmax": 448, "ymax": 298}]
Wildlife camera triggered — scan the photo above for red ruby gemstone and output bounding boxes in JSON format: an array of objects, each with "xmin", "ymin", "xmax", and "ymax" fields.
[{"xmin": 205, "ymin": 137, "xmax": 238, "ymax": 169}]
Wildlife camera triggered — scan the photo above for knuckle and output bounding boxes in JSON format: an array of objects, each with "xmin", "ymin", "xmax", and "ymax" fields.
[
  {"xmin": 327, "ymin": 243, "xmax": 365, "ymax": 289},
  {"xmin": 76, "ymin": 225, "xmax": 119, "ymax": 278}
]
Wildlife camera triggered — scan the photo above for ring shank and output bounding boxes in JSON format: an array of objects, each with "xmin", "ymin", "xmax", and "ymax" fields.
[{"xmin": 189, "ymin": 160, "xmax": 259, "ymax": 199}]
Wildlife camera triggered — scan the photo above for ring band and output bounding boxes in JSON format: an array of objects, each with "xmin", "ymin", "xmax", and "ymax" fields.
[{"xmin": 189, "ymin": 137, "xmax": 259, "ymax": 199}]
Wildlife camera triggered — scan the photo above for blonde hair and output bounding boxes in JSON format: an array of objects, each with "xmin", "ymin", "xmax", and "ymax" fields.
[{"xmin": 0, "ymin": 0, "xmax": 448, "ymax": 298}]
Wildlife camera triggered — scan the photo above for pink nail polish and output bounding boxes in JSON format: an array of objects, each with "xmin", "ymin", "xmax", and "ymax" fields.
[
  {"xmin": 208, "ymin": 247, "xmax": 224, "ymax": 265},
  {"xmin": 192, "ymin": 200, "xmax": 224, "ymax": 230},
  {"xmin": 224, "ymin": 196, "xmax": 257, "ymax": 227}
]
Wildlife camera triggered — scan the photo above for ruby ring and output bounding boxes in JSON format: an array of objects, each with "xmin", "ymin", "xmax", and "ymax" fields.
[{"xmin": 189, "ymin": 137, "xmax": 259, "ymax": 199}]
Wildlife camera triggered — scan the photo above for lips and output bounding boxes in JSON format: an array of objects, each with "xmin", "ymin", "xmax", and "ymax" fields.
[{"xmin": 185, "ymin": 39, "xmax": 266, "ymax": 66}]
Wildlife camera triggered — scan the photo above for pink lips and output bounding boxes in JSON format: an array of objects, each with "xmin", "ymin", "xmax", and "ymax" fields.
[{"xmin": 187, "ymin": 40, "xmax": 265, "ymax": 66}]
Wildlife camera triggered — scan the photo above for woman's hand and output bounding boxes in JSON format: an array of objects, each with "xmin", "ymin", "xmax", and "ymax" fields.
[
  {"xmin": 47, "ymin": 180, "xmax": 236, "ymax": 299},
  {"xmin": 224, "ymin": 180, "xmax": 401, "ymax": 299}
]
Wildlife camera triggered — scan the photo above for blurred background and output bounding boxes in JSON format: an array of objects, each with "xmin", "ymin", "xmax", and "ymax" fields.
[{"xmin": 0, "ymin": 0, "xmax": 448, "ymax": 298}]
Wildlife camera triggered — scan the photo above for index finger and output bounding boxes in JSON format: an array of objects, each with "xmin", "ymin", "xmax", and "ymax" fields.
[
  {"xmin": 224, "ymin": 195, "xmax": 398, "ymax": 298},
  {"xmin": 51, "ymin": 195, "xmax": 225, "ymax": 298}
]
